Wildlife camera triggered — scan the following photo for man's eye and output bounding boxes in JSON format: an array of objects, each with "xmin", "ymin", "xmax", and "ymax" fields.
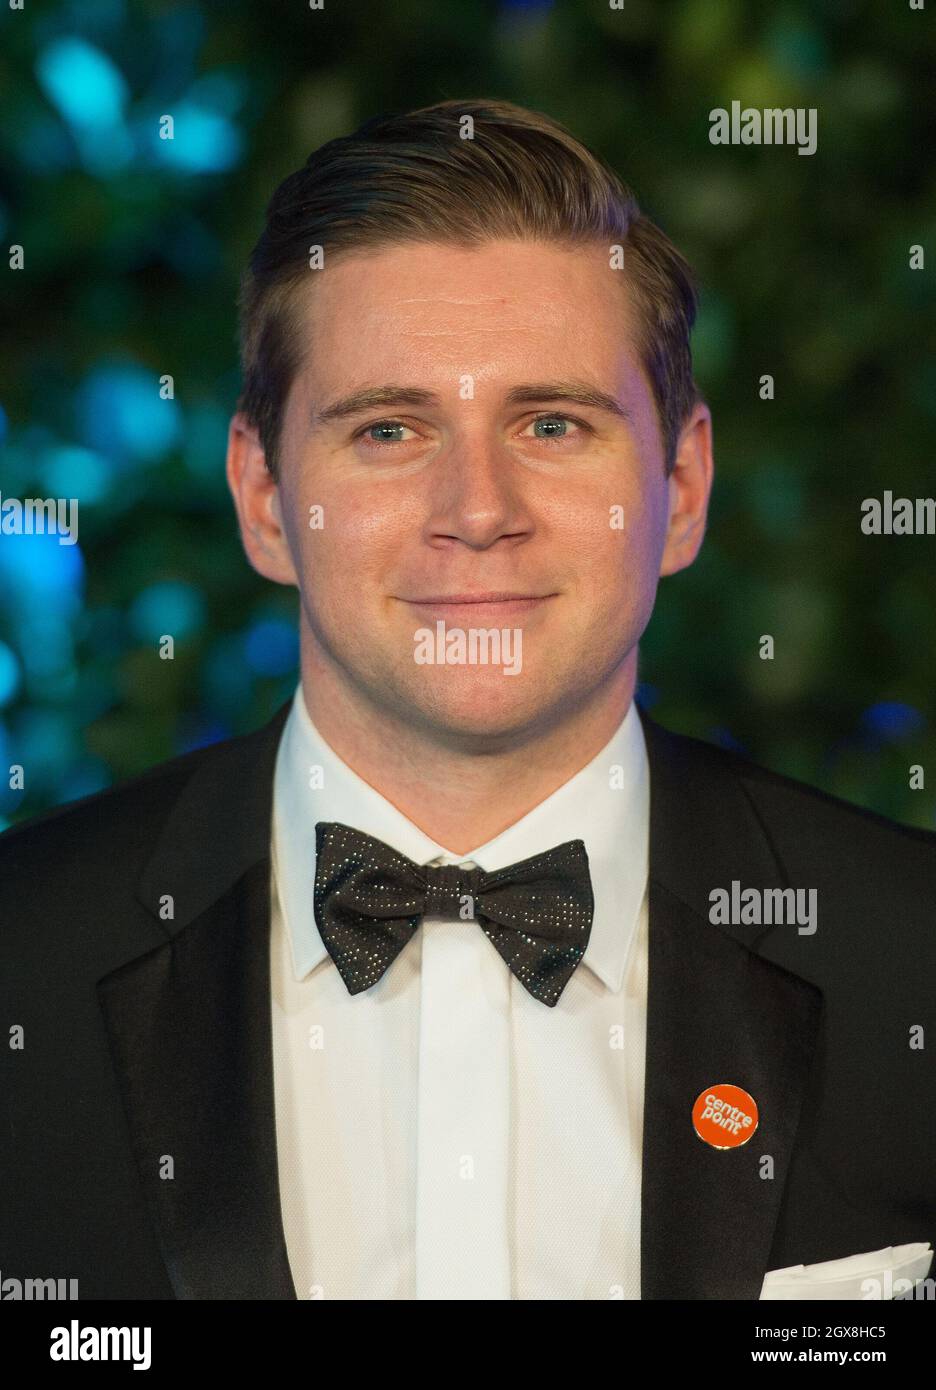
[
  {"xmin": 522, "ymin": 414, "xmax": 590, "ymax": 441},
  {"xmin": 356, "ymin": 419, "xmax": 417, "ymax": 446},
  {"xmin": 354, "ymin": 413, "xmax": 590, "ymax": 448}
]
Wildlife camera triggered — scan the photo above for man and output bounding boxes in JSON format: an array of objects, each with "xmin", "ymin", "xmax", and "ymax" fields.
[{"xmin": 1, "ymin": 99, "xmax": 934, "ymax": 1302}]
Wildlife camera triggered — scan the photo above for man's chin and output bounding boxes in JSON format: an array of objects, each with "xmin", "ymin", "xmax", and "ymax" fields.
[{"xmin": 386, "ymin": 667, "xmax": 560, "ymax": 748}]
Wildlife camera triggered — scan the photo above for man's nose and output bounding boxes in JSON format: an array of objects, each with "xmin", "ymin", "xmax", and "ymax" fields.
[{"xmin": 422, "ymin": 433, "xmax": 533, "ymax": 550}]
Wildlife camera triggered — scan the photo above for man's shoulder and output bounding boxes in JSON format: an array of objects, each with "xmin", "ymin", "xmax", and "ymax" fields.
[
  {"xmin": 0, "ymin": 711, "xmax": 284, "ymax": 894},
  {"xmin": 652, "ymin": 712, "xmax": 936, "ymax": 877},
  {"xmin": 0, "ymin": 741, "xmax": 204, "ymax": 893}
]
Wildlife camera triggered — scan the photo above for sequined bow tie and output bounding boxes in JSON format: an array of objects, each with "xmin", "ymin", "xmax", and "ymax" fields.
[{"xmin": 313, "ymin": 821, "xmax": 595, "ymax": 1007}]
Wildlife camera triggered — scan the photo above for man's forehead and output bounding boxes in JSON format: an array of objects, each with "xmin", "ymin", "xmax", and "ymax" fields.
[
  {"xmin": 304, "ymin": 238, "xmax": 637, "ymax": 330},
  {"xmin": 291, "ymin": 240, "xmax": 647, "ymax": 415}
]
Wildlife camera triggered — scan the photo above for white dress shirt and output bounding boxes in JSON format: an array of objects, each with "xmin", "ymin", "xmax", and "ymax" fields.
[{"xmin": 269, "ymin": 683, "xmax": 650, "ymax": 1300}]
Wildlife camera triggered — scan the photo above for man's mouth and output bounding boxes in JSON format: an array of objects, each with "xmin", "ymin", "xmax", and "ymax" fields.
[{"xmin": 398, "ymin": 592, "xmax": 558, "ymax": 619}]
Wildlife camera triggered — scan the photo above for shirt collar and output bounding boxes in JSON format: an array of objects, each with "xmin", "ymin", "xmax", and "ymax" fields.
[{"xmin": 272, "ymin": 683, "xmax": 649, "ymax": 994}]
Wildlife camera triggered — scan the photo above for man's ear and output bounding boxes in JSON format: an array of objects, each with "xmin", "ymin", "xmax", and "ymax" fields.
[
  {"xmin": 659, "ymin": 400, "xmax": 714, "ymax": 577},
  {"xmin": 225, "ymin": 411, "xmax": 299, "ymax": 586}
]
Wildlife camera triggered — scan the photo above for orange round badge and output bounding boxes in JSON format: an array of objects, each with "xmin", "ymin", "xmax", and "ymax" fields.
[{"xmin": 692, "ymin": 1083, "xmax": 759, "ymax": 1149}]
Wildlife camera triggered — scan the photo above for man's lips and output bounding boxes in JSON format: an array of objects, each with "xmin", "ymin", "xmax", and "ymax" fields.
[{"xmin": 399, "ymin": 593, "xmax": 558, "ymax": 618}]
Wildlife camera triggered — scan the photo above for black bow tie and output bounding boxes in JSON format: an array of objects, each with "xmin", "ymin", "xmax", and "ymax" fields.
[{"xmin": 313, "ymin": 821, "xmax": 595, "ymax": 1007}]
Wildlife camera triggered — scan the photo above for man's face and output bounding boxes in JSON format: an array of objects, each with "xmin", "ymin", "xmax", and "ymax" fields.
[{"xmin": 230, "ymin": 238, "xmax": 711, "ymax": 748}]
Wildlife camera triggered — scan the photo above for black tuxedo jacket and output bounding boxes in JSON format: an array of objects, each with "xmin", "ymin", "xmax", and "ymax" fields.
[{"xmin": 2, "ymin": 699, "xmax": 934, "ymax": 1300}]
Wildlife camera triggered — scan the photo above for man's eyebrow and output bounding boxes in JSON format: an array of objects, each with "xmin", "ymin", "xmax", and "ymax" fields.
[
  {"xmin": 311, "ymin": 381, "xmax": 633, "ymax": 427},
  {"xmin": 312, "ymin": 386, "xmax": 437, "ymax": 427},
  {"xmin": 505, "ymin": 382, "xmax": 632, "ymax": 421}
]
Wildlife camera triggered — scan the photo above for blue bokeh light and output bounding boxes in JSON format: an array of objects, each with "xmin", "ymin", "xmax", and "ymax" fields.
[
  {"xmin": 57, "ymin": 755, "xmax": 113, "ymax": 804},
  {"xmin": 635, "ymin": 681, "xmax": 660, "ymax": 710},
  {"xmin": 0, "ymin": 641, "xmax": 21, "ymax": 707},
  {"xmin": 35, "ymin": 36, "xmax": 133, "ymax": 174},
  {"xmin": 10, "ymin": 707, "xmax": 75, "ymax": 785},
  {"xmin": 129, "ymin": 581, "xmax": 206, "ymax": 645},
  {"xmin": 36, "ymin": 36, "xmax": 129, "ymax": 128},
  {"xmin": 860, "ymin": 701, "xmax": 926, "ymax": 743},
  {"xmin": 201, "ymin": 633, "xmax": 254, "ymax": 715},
  {"xmin": 148, "ymin": 101, "xmax": 241, "ymax": 173},
  {"xmin": 0, "ymin": 530, "xmax": 84, "ymax": 607},
  {"xmin": 244, "ymin": 617, "xmax": 299, "ymax": 676},
  {"xmin": 175, "ymin": 714, "xmax": 231, "ymax": 755},
  {"xmin": 77, "ymin": 364, "xmax": 181, "ymax": 465},
  {"xmin": 38, "ymin": 444, "xmax": 112, "ymax": 504}
]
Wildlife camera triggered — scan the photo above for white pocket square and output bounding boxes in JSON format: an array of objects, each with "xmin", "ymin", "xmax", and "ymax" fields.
[{"xmin": 760, "ymin": 1242, "xmax": 933, "ymax": 1300}]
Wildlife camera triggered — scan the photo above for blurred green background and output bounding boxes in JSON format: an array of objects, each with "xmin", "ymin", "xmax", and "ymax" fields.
[{"xmin": 1, "ymin": 0, "xmax": 935, "ymax": 829}]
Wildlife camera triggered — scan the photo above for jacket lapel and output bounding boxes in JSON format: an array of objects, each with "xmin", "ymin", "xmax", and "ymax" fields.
[
  {"xmin": 97, "ymin": 701, "xmax": 296, "ymax": 1299},
  {"xmin": 637, "ymin": 708, "xmax": 824, "ymax": 1299}
]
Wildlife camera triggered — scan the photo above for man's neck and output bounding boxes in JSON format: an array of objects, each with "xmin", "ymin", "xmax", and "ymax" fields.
[{"xmin": 297, "ymin": 653, "xmax": 638, "ymax": 855}]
